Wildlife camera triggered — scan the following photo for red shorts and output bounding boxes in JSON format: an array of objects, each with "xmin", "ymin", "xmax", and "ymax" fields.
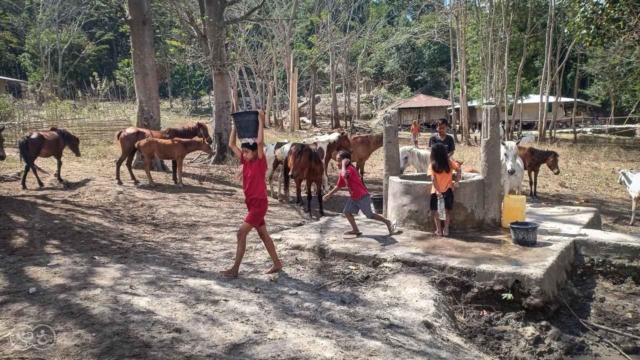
[{"xmin": 244, "ymin": 198, "xmax": 268, "ymax": 228}]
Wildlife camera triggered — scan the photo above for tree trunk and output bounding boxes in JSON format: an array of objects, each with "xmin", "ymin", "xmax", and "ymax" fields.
[
  {"xmin": 571, "ymin": 53, "xmax": 580, "ymax": 144},
  {"xmin": 328, "ymin": 0, "xmax": 339, "ymax": 129},
  {"xmin": 265, "ymin": 81, "xmax": 273, "ymax": 127},
  {"xmin": 310, "ymin": 62, "xmax": 317, "ymax": 127},
  {"xmin": 511, "ymin": 0, "xmax": 532, "ymax": 140},
  {"xmin": 549, "ymin": 29, "xmax": 565, "ymax": 140},
  {"xmin": 538, "ymin": 0, "xmax": 554, "ymax": 143},
  {"xmin": 355, "ymin": 59, "xmax": 361, "ymax": 123},
  {"xmin": 503, "ymin": 1, "xmax": 514, "ymax": 139},
  {"xmin": 205, "ymin": 0, "xmax": 232, "ymax": 164},
  {"xmin": 241, "ymin": 66, "xmax": 256, "ymax": 109},
  {"xmin": 127, "ymin": 0, "xmax": 165, "ymax": 170},
  {"xmin": 230, "ymin": 70, "xmax": 239, "ymax": 112},
  {"xmin": 167, "ymin": 64, "xmax": 173, "ymax": 109},
  {"xmin": 456, "ymin": 0, "xmax": 470, "ymax": 145},
  {"xmin": 609, "ymin": 91, "xmax": 615, "ymax": 134},
  {"xmin": 448, "ymin": 15, "xmax": 459, "ymax": 143}
]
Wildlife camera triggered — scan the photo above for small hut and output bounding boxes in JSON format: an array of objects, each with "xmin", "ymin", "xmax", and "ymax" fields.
[
  {"xmin": 0, "ymin": 76, "xmax": 26, "ymax": 97},
  {"xmin": 392, "ymin": 94, "xmax": 452, "ymax": 126}
]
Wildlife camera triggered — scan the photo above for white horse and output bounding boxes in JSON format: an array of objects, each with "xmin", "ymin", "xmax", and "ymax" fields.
[
  {"xmin": 519, "ymin": 135, "xmax": 536, "ymax": 145},
  {"xmin": 399, "ymin": 146, "xmax": 430, "ymax": 173},
  {"xmin": 501, "ymin": 141, "xmax": 524, "ymax": 196},
  {"xmin": 618, "ymin": 169, "xmax": 640, "ymax": 224},
  {"xmin": 265, "ymin": 141, "xmax": 291, "ymax": 200}
]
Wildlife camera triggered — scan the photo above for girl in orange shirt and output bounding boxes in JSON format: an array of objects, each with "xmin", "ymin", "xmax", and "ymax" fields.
[
  {"xmin": 427, "ymin": 143, "xmax": 460, "ymax": 236},
  {"xmin": 411, "ymin": 120, "xmax": 420, "ymax": 147}
]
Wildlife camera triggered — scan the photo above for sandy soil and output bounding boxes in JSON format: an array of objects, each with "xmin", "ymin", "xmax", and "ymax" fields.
[
  {"xmin": 0, "ymin": 137, "xmax": 479, "ymax": 359},
  {"xmin": 1, "ymin": 120, "xmax": 640, "ymax": 359}
]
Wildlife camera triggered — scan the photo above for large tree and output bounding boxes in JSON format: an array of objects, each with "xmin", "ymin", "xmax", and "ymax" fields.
[{"xmin": 127, "ymin": 0, "xmax": 161, "ymax": 130}]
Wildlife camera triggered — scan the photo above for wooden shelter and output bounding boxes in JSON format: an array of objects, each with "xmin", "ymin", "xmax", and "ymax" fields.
[
  {"xmin": 0, "ymin": 76, "xmax": 26, "ymax": 96},
  {"xmin": 392, "ymin": 94, "xmax": 452, "ymax": 126}
]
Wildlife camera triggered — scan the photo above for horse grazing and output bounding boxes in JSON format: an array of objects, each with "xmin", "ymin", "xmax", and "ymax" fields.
[
  {"xmin": 0, "ymin": 125, "xmax": 6, "ymax": 161},
  {"xmin": 618, "ymin": 169, "xmax": 640, "ymax": 225},
  {"xmin": 518, "ymin": 146, "xmax": 560, "ymax": 198},
  {"xmin": 302, "ymin": 131, "xmax": 351, "ymax": 190},
  {"xmin": 18, "ymin": 127, "xmax": 81, "ymax": 190},
  {"xmin": 134, "ymin": 137, "xmax": 213, "ymax": 187},
  {"xmin": 399, "ymin": 146, "xmax": 430, "ymax": 173},
  {"xmin": 341, "ymin": 133, "xmax": 383, "ymax": 177},
  {"xmin": 283, "ymin": 143, "xmax": 324, "ymax": 216},
  {"xmin": 265, "ymin": 141, "xmax": 290, "ymax": 200},
  {"xmin": 501, "ymin": 141, "xmax": 525, "ymax": 196},
  {"xmin": 115, "ymin": 122, "xmax": 212, "ymax": 185}
]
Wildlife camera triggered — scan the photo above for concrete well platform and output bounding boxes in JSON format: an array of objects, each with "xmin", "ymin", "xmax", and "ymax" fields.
[{"xmin": 279, "ymin": 205, "xmax": 608, "ymax": 307}]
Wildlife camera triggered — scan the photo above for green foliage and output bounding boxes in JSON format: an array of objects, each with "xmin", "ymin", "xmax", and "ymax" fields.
[
  {"xmin": 501, "ymin": 292, "xmax": 514, "ymax": 301},
  {"xmin": 0, "ymin": 95, "xmax": 15, "ymax": 122}
]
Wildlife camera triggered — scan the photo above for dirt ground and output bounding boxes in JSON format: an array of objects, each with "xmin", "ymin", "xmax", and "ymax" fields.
[
  {"xmin": 1, "ymin": 117, "xmax": 640, "ymax": 359},
  {"xmin": 0, "ymin": 134, "xmax": 479, "ymax": 359}
]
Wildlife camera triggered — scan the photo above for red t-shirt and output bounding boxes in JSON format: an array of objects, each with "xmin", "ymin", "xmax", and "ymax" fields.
[
  {"xmin": 336, "ymin": 165, "xmax": 369, "ymax": 200},
  {"xmin": 241, "ymin": 155, "xmax": 268, "ymax": 200}
]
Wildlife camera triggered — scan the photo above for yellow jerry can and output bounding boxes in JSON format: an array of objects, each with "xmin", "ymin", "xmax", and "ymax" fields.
[{"xmin": 502, "ymin": 195, "xmax": 526, "ymax": 228}]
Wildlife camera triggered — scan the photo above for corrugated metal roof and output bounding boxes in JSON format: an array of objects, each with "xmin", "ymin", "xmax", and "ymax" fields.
[
  {"xmin": 0, "ymin": 76, "xmax": 26, "ymax": 83},
  {"xmin": 393, "ymin": 94, "xmax": 452, "ymax": 109},
  {"xmin": 450, "ymin": 94, "xmax": 600, "ymax": 109}
]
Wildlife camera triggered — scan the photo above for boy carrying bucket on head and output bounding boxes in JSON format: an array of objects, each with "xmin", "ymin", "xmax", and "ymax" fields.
[
  {"xmin": 323, "ymin": 151, "xmax": 398, "ymax": 236},
  {"xmin": 428, "ymin": 143, "xmax": 460, "ymax": 237},
  {"xmin": 224, "ymin": 110, "xmax": 283, "ymax": 278}
]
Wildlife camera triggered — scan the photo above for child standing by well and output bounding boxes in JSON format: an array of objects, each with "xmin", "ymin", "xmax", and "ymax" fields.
[
  {"xmin": 224, "ymin": 110, "xmax": 283, "ymax": 278},
  {"xmin": 428, "ymin": 143, "xmax": 460, "ymax": 237},
  {"xmin": 323, "ymin": 151, "xmax": 397, "ymax": 236}
]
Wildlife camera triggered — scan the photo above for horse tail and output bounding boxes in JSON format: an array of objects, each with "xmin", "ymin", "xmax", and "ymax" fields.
[
  {"xmin": 134, "ymin": 139, "xmax": 144, "ymax": 151},
  {"xmin": 116, "ymin": 130, "xmax": 124, "ymax": 141},
  {"xmin": 18, "ymin": 136, "xmax": 31, "ymax": 166},
  {"xmin": 283, "ymin": 151, "xmax": 291, "ymax": 190}
]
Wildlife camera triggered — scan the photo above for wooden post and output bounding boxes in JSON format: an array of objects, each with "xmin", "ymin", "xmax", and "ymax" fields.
[
  {"xmin": 481, "ymin": 104, "xmax": 501, "ymax": 227},
  {"xmin": 383, "ymin": 110, "xmax": 401, "ymax": 217}
]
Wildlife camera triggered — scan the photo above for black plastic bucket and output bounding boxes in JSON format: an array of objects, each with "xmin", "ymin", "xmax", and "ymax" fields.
[
  {"xmin": 231, "ymin": 111, "xmax": 259, "ymax": 139},
  {"xmin": 371, "ymin": 194, "xmax": 384, "ymax": 214},
  {"xmin": 509, "ymin": 221, "xmax": 540, "ymax": 246}
]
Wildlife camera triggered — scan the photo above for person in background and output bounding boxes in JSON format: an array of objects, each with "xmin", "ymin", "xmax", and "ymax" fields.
[
  {"xmin": 224, "ymin": 110, "xmax": 283, "ymax": 278},
  {"xmin": 428, "ymin": 118, "xmax": 456, "ymax": 158},
  {"xmin": 411, "ymin": 120, "xmax": 420, "ymax": 148},
  {"xmin": 428, "ymin": 143, "xmax": 460, "ymax": 236}
]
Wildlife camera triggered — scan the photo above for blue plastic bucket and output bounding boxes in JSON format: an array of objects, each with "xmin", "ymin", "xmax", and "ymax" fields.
[{"xmin": 231, "ymin": 111, "xmax": 259, "ymax": 139}]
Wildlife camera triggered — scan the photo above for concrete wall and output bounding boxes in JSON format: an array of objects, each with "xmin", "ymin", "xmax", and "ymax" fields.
[{"xmin": 387, "ymin": 173, "xmax": 486, "ymax": 232}]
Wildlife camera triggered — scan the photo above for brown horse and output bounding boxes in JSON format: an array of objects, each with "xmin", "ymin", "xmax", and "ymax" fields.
[
  {"xmin": 345, "ymin": 133, "xmax": 383, "ymax": 177},
  {"xmin": 18, "ymin": 127, "xmax": 81, "ymax": 190},
  {"xmin": 115, "ymin": 122, "xmax": 212, "ymax": 185},
  {"xmin": 135, "ymin": 137, "xmax": 213, "ymax": 187},
  {"xmin": 517, "ymin": 146, "xmax": 560, "ymax": 198},
  {"xmin": 0, "ymin": 125, "xmax": 6, "ymax": 161},
  {"xmin": 283, "ymin": 143, "xmax": 325, "ymax": 216}
]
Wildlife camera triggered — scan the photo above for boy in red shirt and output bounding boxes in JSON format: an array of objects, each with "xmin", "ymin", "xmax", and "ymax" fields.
[
  {"xmin": 323, "ymin": 151, "xmax": 397, "ymax": 236},
  {"xmin": 224, "ymin": 110, "xmax": 283, "ymax": 278}
]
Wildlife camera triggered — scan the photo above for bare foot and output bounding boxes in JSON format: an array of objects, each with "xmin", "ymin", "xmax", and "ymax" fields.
[
  {"xmin": 434, "ymin": 231, "xmax": 442, "ymax": 236},
  {"xmin": 264, "ymin": 264, "xmax": 283, "ymax": 274},
  {"xmin": 221, "ymin": 268, "xmax": 239, "ymax": 278}
]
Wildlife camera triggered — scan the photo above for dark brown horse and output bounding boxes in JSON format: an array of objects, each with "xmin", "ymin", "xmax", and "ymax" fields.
[
  {"xmin": 18, "ymin": 127, "xmax": 81, "ymax": 189},
  {"xmin": 115, "ymin": 122, "xmax": 212, "ymax": 185},
  {"xmin": 518, "ymin": 145, "xmax": 560, "ymax": 198},
  {"xmin": 283, "ymin": 143, "xmax": 325, "ymax": 216},
  {"xmin": 335, "ymin": 133, "xmax": 383, "ymax": 177},
  {"xmin": 0, "ymin": 125, "xmax": 6, "ymax": 161}
]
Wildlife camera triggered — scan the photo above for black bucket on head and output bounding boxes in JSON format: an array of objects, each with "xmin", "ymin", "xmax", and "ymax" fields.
[
  {"xmin": 371, "ymin": 193, "xmax": 384, "ymax": 214},
  {"xmin": 231, "ymin": 111, "xmax": 259, "ymax": 139}
]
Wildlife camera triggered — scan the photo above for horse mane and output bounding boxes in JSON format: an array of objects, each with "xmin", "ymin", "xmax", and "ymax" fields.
[
  {"xmin": 373, "ymin": 133, "xmax": 384, "ymax": 148},
  {"xmin": 531, "ymin": 148, "xmax": 559, "ymax": 162},
  {"xmin": 49, "ymin": 127, "xmax": 77, "ymax": 144},
  {"xmin": 309, "ymin": 132, "xmax": 342, "ymax": 143},
  {"xmin": 162, "ymin": 122, "xmax": 204, "ymax": 138}
]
